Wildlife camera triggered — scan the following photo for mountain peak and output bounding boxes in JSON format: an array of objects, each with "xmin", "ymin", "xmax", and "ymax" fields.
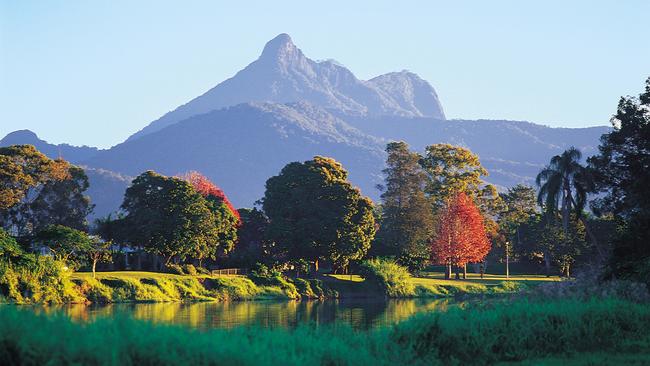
[
  {"xmin": 260, "ymin": 33, "xmax": 299, "ymax": 61},
  {"xmin": 1, "ymin": 129, "xmax": 41, "ymax": 145}
]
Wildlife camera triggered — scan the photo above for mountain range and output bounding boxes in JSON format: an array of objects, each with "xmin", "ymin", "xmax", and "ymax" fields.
[{"xmin": 0, "ymin": 34, "xmax": 610, "ymax": 220}]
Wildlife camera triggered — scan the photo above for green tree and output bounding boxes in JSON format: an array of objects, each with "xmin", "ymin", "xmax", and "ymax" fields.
[
  {"xmin": 86, "ymin": 237, "xmax": 113, "ymax": 278},
  {"xmin": 0, "ymin": 145, "xmax": 78, "ymax": 236},
  {"xmin": 375, "ymin": 141, "xmax": 434, "ymax": 271},
  {"xmin": 226, "ymin": 208, "xmax": 271, "ymax": 268},
  {"xmin": 588, "ymin": 77, "xmax": 650, "ymax": 280},
  {"xmin": 120, "ymin": 171, "xmax": 220, "ymax": 265},
  {"xmin": 420, "ymin": 144, "xmax": 503, "ymax": 262},
  {"xmin": 497, "ymin": 185, "xmax": 538, "ymax": 263},
  {"xmin": 36, "ymin": 225, "xmax": 94, "ymax": 267},
  {"xmin": 4, "ymin": 164, "xmax": 93, "ymax": 236},
  {"xmin": 179, "ymin": 172, "xmax": 240, "ymax": 267},
  {"xmin": 0, "ymin": 228, "xmax": 23, "ymax": 265},
  {"xmin": 0, "ymin": 145, "xmax": 67, "ymax": 211},
  {"xmin": 420, "ymin": 144, "xmax": 489, "ymax": 209},
  {"xmin": 262, "ymin": 156, "xmax": 376, "ymax": 273},
  {"xmin": 518, "ymin": 213, "xmax": 587, "ymax": 277},
  {"xmin": 536, "ymin": 147, "xmax": 602, "ymax": 260}
]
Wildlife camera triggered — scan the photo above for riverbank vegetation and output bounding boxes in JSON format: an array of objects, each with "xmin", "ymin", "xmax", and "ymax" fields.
[{"xmin": 1, "ymin": 297, "xmax": 649, "ymax": 365}]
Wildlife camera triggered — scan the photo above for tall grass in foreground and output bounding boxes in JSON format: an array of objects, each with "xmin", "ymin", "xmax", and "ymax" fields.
[{"xmin": 1, "ymin": 298, "xmax": 650, "ymax": 365}]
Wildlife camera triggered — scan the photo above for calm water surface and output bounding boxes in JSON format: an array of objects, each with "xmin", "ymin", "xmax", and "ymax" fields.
[{"xmin": 47, "ymin": 298, "xmax": 465, "ymax": 330}]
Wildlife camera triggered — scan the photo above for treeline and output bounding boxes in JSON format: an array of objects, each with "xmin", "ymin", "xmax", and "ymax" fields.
[{"xmin": 1, "ymin": 77, "xmax": 649, "ymax": 287}]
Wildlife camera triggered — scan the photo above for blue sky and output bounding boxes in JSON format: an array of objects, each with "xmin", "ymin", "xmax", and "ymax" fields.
[{"xmin": 1, "ymin": 1, "xmax": 648, "ymax": 148}]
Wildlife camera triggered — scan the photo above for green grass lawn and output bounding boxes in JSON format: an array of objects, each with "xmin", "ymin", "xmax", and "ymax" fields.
[
  {"xmin": 67, "ymin": 270, "xmax": 554, "ymax": 302},
  {"xmin": 325, "ymin": 271, "xmax": 558, "ymax": 298},
  {"xmin": 328, "ymin": 272, "xmax": 560, "ymax": 287}
]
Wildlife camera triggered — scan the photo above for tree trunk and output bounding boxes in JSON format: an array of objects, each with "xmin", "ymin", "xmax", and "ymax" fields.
[
  {"xmin": 314, "ymin": 259, "xmax": 319, "ymax": 273},
  {"xmin": 543, "ymin": 251, "xmax": 552, "ymax": 277},
  {"xmin": 92, "ymin": 259, "xmax": 97, "ymax": 279},
  {"xmin": 463, "ymin": 264, "xmax": 467, "ymax": 279},
  {"xmin": 455, "ymin": 266, "xmax": 460, "ymax": 280},
  {"xmin": 562, "ymin": 179, "xmax": 571, "ymax": 233},
  {"xmin": 566, "ymin": 263, "xmax": 571, "ymax": 278},
  {"xmin": 445, "ymin": 262, "xmax": 451, "ymax": 279}
]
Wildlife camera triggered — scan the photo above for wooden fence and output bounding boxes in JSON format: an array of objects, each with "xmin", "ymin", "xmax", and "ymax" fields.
[{"xmin": 211, "ymin": 268, "xmax": 247, "ymax": 276}]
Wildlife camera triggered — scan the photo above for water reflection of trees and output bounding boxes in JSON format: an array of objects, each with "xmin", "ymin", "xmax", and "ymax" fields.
[{"xmin": 56, "ymin": 298, "xmax": 459, "ymax": 330}]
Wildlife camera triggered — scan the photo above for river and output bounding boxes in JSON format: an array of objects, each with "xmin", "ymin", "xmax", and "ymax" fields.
[{"xmin": 39, "ymin": 298, "xmax": 466, "ymax": 330}]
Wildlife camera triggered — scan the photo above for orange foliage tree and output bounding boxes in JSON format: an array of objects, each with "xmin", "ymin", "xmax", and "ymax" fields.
[
  {"xmin": 431, "ymin": 192, "xmax": 491, "ymax": 279},
  {"xmin": 179, "ymin": 171, "xmax": 240, "ymax": 221}
]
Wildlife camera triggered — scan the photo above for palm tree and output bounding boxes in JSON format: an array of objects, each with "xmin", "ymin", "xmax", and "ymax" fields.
[{"xmin": 536, "ymin": 147, "xmax": 602, "ymax": 260}]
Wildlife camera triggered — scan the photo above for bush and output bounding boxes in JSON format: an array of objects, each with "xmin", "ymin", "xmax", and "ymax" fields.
[
  {"xmin": 292, "ymin": 278, "xmax": 337, "ymax": 299},
  {"xmin": 249, "ymin": 263, "xmax": 299, "ymax": 298},
  {"xmin": 0, "ymin": 255, "xmax": 81, "ymax": 304},
  {"xmin": 182, "ymin": 264, "xmax": 198, "ymax": 276},
  {"xmin": 165, "ymin": 264, "xmax": 185, "ymax": 275},
  {"xmin": 360, "ymin": 258, "xmax": 415, "ymax": 297},
  {"xmin": 532, "ymin": 277, "xmax": 650, "ymax": 303}
]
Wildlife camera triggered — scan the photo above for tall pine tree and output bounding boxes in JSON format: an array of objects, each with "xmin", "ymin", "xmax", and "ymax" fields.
[{"xmin": 375, "ymin": 142, "xmax": 434, "ymax": 271}]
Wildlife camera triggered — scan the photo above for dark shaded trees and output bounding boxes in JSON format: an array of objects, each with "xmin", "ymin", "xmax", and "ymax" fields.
[
  {"xmin": 262, "ymin": 156, "xmax": 376, "ymax": 273},
  {"xmin": 375, "ymin": 142, "xmax": 434, "ymax": 271},
  {"xmin": 588, "ymin": 77, "xmax": 650, "ymax": 281},
  {"xmin": 496, "ymin": 185, "xmax": 538, "ymax": 265},
  {"xmin": 119, "ymin": 171, "xmax": 220, "ymax": 265},
  {"xmin": 225, "ymin": 208, "xmax": 271, "ymax": 268}
]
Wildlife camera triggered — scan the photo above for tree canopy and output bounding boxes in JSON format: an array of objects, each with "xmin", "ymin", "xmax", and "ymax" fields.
[
  {"xmin": 431, "ymin": 192, "xmax": 490, "ymax": 276},
  {"xmin": 119, "ymin": 171, "xmax": 222, "ymax": 264},
  {"xmin": 375, "ymin": 141, "xmax": 434, "ymax": 271},
  {"xmin": 588, "ymin": 77, "xmax": 650, "ymax": 280},
  {"xmin": 262, "ymin": 156, "xmax": 376, "ymax": 272}
]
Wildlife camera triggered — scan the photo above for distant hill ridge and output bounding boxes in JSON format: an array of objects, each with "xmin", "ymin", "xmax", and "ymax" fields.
[{"xmin": 1, "ymin": 34, "xmax": 610, "ymax": 219}]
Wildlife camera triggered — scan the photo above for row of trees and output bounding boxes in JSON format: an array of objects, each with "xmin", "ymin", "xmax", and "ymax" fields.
[{"xmin": 2, "ymin": 77, "xmax": 648, "ymax": 282}]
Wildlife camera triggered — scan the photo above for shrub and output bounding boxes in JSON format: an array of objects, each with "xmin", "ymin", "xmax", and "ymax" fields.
[
  {"xmin": 292, "ymin": 278, "xmax": 337, "ymax": 299},
  {"xmin": 0, "ymin": 255, "xmax": 81, "ymax": 304},
  {"xmin": 248, "ymin": 264, "xmax": 299, "ymax": 298},
  {"xmin": 529, "ymin": 268, "xmax": 650, "ymax": 303},
  {"xmin": 183, "ymin": 264, "xmax": 198, "ymax": 276},
  {"xmin": 166, "ymin": 264, "xmax": 185, "ymax": 275},
  {"xmin": 360, "ymin": 258, "xmax": 415, "ymax": 297}
]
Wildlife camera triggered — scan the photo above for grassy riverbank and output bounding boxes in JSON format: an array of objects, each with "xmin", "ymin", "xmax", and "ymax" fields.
[
  {"xmin": 70, "ymin": 270, "xmax": 556, "ymax": 303},
  {"xmin": 0, "ymin": 298, "xmax": 648, "ymax": 365},
  {"xmin": 2, "ymin": 266, "xmax": 559, "ymax": 304}
]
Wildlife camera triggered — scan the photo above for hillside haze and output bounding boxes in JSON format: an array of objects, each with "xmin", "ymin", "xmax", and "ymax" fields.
[{"xmin": 1, "ymin": 33, "xmax": 610, "ymax": 218}]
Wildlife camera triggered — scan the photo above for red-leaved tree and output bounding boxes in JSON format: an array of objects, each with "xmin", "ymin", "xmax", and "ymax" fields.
[
  {"xmin": 179, "ymin": 171, "xmax": 240, "ymax": 221},
  {"xmin": 431, "ymin": 192, "xmax": 491, "ymax": 279}
]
